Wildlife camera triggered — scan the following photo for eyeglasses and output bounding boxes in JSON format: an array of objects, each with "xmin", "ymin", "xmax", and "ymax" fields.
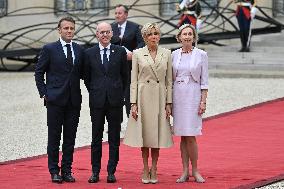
[{"xmin": 98, "ymin": 30, "xmax": 112, "ymax": 35}]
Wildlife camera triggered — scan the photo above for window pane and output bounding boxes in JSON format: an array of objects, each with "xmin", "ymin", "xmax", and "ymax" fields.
[
  {"xmin": 273, "ymin": 0, "xmax": 284, "ymax": 17},
  {"xmin": 0, "ymin": 0, "xmax": 7, "ymax": 17},
  {"xmin": 54, "ymin": 0, "xmax": 109, "ymax": 15},
  {"xmin": 160, "ymin": 0, "xmax": 177, "ymax": 16},
  {"xmin": 160, "ymin": 0, "xmax": 218, "ymax": 16},
  {"xmin": 200, "ymin": 0, "xmax": 218, "ymax": 15}
]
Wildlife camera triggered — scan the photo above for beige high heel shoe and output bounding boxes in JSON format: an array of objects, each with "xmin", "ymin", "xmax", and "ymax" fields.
[
  {"xmin": 176, "ymin": 174, "xmax": 189, "ymax": 183},
  {"xmin": 141, "ymin": 170, "xmax": 150, "ymax": 184},
  {"xmin": 193, "ymin": 172, "xmax": 205, "ymax": 183},
  {"xmin": 149, "ymin": 168, "xmax": 158, "ymax": 184}
]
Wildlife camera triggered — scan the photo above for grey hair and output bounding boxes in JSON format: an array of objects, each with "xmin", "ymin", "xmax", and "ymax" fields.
[
  {"xmin": 176, "ymin": 24, "xmax": 198, "ymax": 46},
  {"xmin": 141, "ymin": 23, "xmax": 161, "ymax": 41}
]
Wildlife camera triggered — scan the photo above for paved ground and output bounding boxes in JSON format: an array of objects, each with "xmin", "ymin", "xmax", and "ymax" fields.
[{"xmin": 1, "ymin": 72, "xmax": 284, "ymax": 161}]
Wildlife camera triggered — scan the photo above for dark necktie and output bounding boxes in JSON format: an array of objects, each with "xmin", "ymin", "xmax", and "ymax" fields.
[
  {"xmin": 65, "ymin": 44, "xmax": 73, "ymax": 66},
  {"xmin": 103, "ymin": 48, "xmax": 108, "ymax": 71},
  {"xmin": 118, "ymin": 26, "xmax": 121, "ymax": 36}
]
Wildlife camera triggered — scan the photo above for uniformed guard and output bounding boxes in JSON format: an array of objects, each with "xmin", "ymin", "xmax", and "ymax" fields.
[
  {"xmin": 177, "ymin": 0, "xmax": 202, "ymax": 30},
  {"xmin": 233, "ymin": 0, "xmax": 258, "ymax": 52}
]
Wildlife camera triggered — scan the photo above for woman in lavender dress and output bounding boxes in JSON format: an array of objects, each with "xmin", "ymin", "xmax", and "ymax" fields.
[{"xmin": 172, "ymin": 24, "xmax": 208, "ymax": 183}]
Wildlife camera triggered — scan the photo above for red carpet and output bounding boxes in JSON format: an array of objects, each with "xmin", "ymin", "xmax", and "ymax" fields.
[{"xmin": 1, "ymin": 98, "xmax": 284, "ymax": 189}]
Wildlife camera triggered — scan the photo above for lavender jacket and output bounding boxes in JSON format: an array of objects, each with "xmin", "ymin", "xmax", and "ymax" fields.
[{"xmin": 171, "ymin": 47, "xmax": 209, "ymax": 90}]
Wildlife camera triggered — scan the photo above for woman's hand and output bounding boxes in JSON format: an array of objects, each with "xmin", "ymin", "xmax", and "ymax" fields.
[
  {"xmin": 165, "ymin": 104, "xmax": 172, "ymax": 119},
  {"xmin": 198, "ymin": 101, "xmax": 206, "ymax": 115},
  {"xmin": 131, "ymin": 104, "xmax": 138, "ymax": 121}
]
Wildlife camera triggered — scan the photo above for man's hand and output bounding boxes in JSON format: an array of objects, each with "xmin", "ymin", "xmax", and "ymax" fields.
[{"xmin": 127, "ymin": 52, "xmax": 133, "ymax": 61}]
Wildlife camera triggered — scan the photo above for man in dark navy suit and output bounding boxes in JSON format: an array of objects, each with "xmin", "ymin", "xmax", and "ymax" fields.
[
  {"xmin": 111, "ymin": 4, "xmax": 144, "ymax": 119},
  {"xmin": 35, "ymin": 17, "xmax": 84, "ymax": 184},
  {"xmin": 84, "ymin": 22, "xmax": 128, "ymax": 183}
]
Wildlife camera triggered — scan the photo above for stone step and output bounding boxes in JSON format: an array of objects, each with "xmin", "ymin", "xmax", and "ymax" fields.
[{"xmin": 209, "ymin": 69, "xmax": 284, "ymax": 78}]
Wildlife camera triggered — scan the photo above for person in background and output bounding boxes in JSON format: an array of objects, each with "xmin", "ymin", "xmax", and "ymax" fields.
[
  {"xmin": 35, "ymin": 16, "xmax": 84, "ymax": 184},
  {"xmin": 171, "ymin": 24, "xmax": 208, "ymax": 183},
  {"xmin": 84, "ymin": 22, "xmax": 128, "ymax": 184},
  {"xmin": 123, "ymin": 23, "xmax": 173, "ymax": 184},
  {"xmin": 232, "ymin": 0, "xmax": 258, "ymax": 52},
  {"xmin": 111, "ymin": 4, "xmax": 144, "ymax": 120},
  {"xmin": 176, "ymin": 0, "xmax": 202, "ymax": 30}
]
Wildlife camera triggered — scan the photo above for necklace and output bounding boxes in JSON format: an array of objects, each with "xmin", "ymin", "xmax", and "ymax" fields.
[
  {"xmin": 148, "ymin": 48, "xmax": 157, "ymax": 53},
  {"xmin": 182, "ymin": 48, "xmax": 193, "ymax": 54}
]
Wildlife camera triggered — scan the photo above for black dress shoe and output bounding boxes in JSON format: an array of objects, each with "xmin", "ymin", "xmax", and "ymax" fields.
[
  {"xmin": 244, "ymin": 47, "xmax": 250, "ymax": 52},
  {"xmin": 238, "ymin": 47, "xmax": 245, "ymax": 52},
  {"xmin": 88, "ymin": 173, "xmax": 99, "ymax": 183},
  {"xmin": 51, "ymin": 173, "xmax": 63, "ymax": 184},
  {"xmin": 62, "ymin": 172, "xmax": 75, "ymax": 182},
  {"xmin": 107, "ymin": 174, "xmax": 116, "ymax": 183}
]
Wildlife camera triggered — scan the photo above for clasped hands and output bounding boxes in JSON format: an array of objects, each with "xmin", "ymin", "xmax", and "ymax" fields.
[{"xmin": 131, "ymin": 103, "xmax": 172, "ymax": 121}]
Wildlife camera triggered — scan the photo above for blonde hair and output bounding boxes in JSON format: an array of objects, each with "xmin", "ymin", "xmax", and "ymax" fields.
[
  {"xmin": 176, "ymin": 24, "xmax": 198, "ymax": 46},
  {"xmin": 141, "ymin": 23, "xmax": 161, "ymax": 41}
]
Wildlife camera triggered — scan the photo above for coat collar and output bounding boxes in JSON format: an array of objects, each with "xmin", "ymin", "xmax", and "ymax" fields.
[{"xmin": 141, "ymin": 46, "xmax": 164, "ymax": 81}]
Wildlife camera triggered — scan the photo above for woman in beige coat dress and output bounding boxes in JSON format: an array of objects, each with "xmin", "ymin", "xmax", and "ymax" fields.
[{"xmin": 123, "ymin": 23, "xmax": 173, "ymax": 184}]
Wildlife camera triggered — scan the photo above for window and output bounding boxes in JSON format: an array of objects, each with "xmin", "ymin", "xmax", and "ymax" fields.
[
  {"xmin": 0, "ymin": 0, "xmax": 7, "ymax": 17},
  {"xmin": 199, "ymin": 0, "xmax": 218, "ymax": 15},
  {"xmin": 160, "ymin": 0, "xmax": 178, "ymax": 16},
  {"xmin": 55, "ymin": 0, "xmax": 109, "ymax": 15},
  {"xmin": 159, "ymin": 0, "xmax": 218, "ymax": 17},
  {"xmin": 273, "ymin": 0, "xmax": 284, "ymax": 17}
]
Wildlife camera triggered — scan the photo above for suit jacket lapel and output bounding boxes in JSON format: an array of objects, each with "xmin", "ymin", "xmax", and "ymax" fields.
[
  {"xmin": 72, "ymin": 42, "xmax": 78, "ymax": 65},
  {"xmin": 190, "ymin": 47, "xmax": 197, "ymax": 70},
  {"xmin": 56, "ymin": 41, "xmax": 66, "ymax": 62},
  {"xmin": 174, "ymin": 48, "xmax": 182, "ymax": 79},
  {"xmin": 123, "ymin": 22, "xmax": 130, "ymax": 39},
  {"xmin": 108, "ymin": 45, "xmax": 115, "ymax": 69},
  {"xmin": 154, "ymin": 47, "xmax": 163, "ymax": 68},
  {"xmin": 93, "ymin": 45, "xmax": 105, "ymax": 72},
  {"xmin": 143, "ymin": 47, "xmax": 159, "ymax": 81},
  {"xmin": 113, "ymin": 23, "xmax": 120, "ymax": 36}
]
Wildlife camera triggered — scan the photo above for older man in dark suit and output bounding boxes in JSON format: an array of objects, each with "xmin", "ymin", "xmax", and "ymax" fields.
[
  {"xmin": 84, "ymin": 22, "xmax": 128, "ymax": 183},
  {"xmin": 111, "ymin": 4, "xmax": 144, "ymax": 119},
  {"xmin": 35, "ymin": 17, "xmax": 84, "ymax": 184}
]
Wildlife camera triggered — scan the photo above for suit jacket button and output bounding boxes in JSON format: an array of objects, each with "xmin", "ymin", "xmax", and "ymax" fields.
[
  {"xmin": 147, "ymin": 80, "xmax": 150, "ymax": 83},
  {"xmin": 157, "ymin": 81, "xmax": 159, "ymax": 83}
]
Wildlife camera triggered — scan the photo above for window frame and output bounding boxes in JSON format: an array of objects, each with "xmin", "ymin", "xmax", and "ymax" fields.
[
  {"xmin": 273, "ymin": 0, "xmax": 284, "ymax": 17},
  {"xmin": 54, "ymin": 0, "xmax": 109, "ymax": 16},
  {"xmin": 200, "ymin": 0, "xmax": 218, "ymax": 16},
  {"xmin": 159, "ymin": 0, "xmax": 218, "ymax": 17},
  {"xmin": 159, "ymin": 0, "xmax": 177, "ymax": 17},
  {"xmin": 0, "ymin": 0, "xmax": 8, "ymax": 17}
]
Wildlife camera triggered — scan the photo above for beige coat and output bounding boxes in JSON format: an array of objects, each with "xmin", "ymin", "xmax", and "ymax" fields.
[{"xmin": 123, "ymin": 46, "xmax": 173, "ymax": 148}]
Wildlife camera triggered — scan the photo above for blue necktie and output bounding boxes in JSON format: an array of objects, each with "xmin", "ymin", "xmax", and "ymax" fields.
[{"xmin": 103, "ymin": 48, "xmax": 108, "ymax": 71}]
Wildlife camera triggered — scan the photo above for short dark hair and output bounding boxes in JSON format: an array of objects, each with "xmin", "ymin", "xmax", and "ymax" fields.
[
  {"xmin": 57, "ymin": 17, "xmax": 75, "ymax": 28},
  {"xmin": 116, "ymin": 4, "xmax": 129, "ymax": 13}
]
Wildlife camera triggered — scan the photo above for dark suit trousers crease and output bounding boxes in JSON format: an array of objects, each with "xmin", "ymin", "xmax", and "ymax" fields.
[
  {"xmin": 47, "ymin": 100, "xmax": 80, "ymax": 174},
  {"xmin": 90, "ymin": 97, "xmax": 122, "ymax": 174}
]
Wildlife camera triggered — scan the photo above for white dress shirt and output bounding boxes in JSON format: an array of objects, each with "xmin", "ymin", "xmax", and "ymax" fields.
[
  {"xmin": 99, "ymin": 43, "xmax": 111, "ymax": 63},
  {"xmin": 59, "ymin": 37, "xmax": 75, "ymax": 64}
]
